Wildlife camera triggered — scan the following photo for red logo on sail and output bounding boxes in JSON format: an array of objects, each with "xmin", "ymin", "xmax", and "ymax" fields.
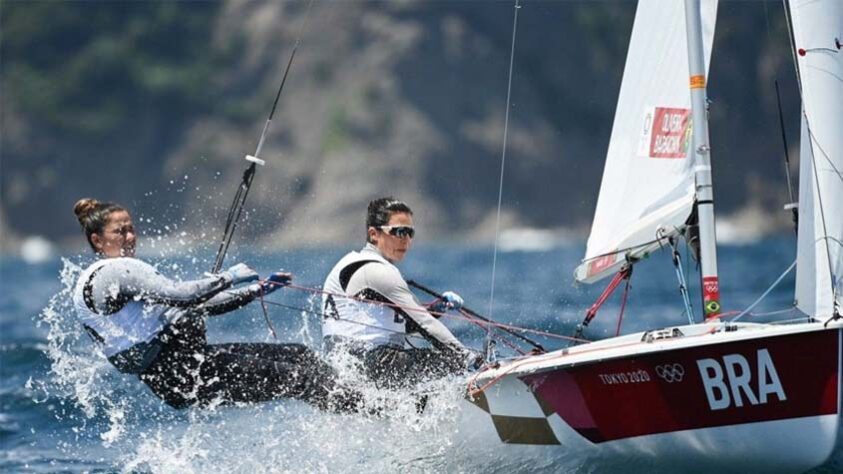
[
  {"xmin": 589, "ymin": 254, "xmax": 617, "ymax": 277},
  {"xmin": 648, "ymin": 107, "xmax": 691, "ymax": 159}
]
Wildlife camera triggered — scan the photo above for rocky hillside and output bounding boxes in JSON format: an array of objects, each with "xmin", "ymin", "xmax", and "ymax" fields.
[{"xmin": 1, "ymin": 0, "xmax": 801, "ymax": 254}]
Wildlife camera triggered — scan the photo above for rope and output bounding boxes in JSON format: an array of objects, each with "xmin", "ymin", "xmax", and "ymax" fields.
[
  {"xmin": 257, "ymin": 286, "xmax": 278, "ymax": 339},
  {"xmin": 409, "ymin": 279, "xmax": 547, "ymax": 351},
  {"xmin": 425, "ymin": 296, "xmax": 531, "ymax": 355},
  {"xmin": 753, "ymin": 307, "xmax": 800, "ymax": 318},
  {"xmin": 280, "ymin": 281, "xmax": 586, "ymax": 343},
  {"xmin": 573, "ymin": 266, "xmax": 631, "ymax": 341},
  {"xmin": 238, "ymin": 279, "xmax": 587, "ymax": 356},
  {"xmin": 615, "ymin": 274, "xmax": 631, "ymax": 337},
  {"xmin": 729, "ymin": 259, "xmax": 797, "ymax": 322},
  {"xmin": 256, "ymin": 287, "xmax": 529, "ymax": 355}
]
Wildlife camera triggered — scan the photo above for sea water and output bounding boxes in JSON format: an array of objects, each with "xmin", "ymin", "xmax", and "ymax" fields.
[{"xmin": 2, "ymin": 239, "xmax": 841, "ymax": 472}]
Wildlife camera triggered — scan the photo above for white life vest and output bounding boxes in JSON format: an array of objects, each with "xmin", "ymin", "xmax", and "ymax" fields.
[
  {"xmin": 72, "ymin": 258, "xmax": 169, "ymax": 359},
  {"xmin": 322, "ymin": 250, "xmax": 406, "ymax": 349}
]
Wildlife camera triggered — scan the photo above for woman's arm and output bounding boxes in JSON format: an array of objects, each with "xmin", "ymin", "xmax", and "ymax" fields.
[
  {"xmin": 194, "ymin": 286, "xmax": 260, "ymax": 316},
  {"xmin": 196, "ymin": 272, "xmax": 292, "ymax": 316},
  {"xmin": 361, "ymin": 264, "xmax": 467, "ymax": 355},
  {"xmin": 90, "ymin": 258, "xmax": 233, "ymax": 314}
]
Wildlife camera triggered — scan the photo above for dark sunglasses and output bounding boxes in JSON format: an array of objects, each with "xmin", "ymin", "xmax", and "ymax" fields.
[{"xmin": 379, "ymin": 225, "xmax": 416, "ymax": 239}]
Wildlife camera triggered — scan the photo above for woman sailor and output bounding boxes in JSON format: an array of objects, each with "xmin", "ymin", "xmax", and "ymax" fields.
[
  {"xmin": 322, "ymin": 197, "xmax": 479, "ymax": 388},
  {"xmin": 71, "ymin": 198, "xmax": 361, "ymax": 411}
]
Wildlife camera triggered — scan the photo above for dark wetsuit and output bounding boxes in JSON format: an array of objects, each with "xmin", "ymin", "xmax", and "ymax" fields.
[
  {"xmin": 140, "ymin": 317, "xmax": 359, "ymax": 410},
  {"xmin": 73, "ymin": 257, "xmax": 360, "ymax": 411}
]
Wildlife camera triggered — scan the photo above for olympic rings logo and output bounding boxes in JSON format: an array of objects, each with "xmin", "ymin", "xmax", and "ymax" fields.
[{"xmin": 655, "ymin": 363, "xmax": 685, "ymax": 383}]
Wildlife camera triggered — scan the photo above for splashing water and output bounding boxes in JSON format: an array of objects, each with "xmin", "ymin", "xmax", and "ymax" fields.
[
  {"xmin": 33, "ymin": 260, "xmax": 114, "ymax": 416},
  {"xmin": 25, "ymin": 258, "xmax": 530, "ymax": 473}
]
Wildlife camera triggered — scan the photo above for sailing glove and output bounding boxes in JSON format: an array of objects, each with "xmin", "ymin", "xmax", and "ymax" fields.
[
  {"xmin": 431, "ymin": 291, "xmax": 464, "ymax": 313},
  {"xmin": 222, "ymin": 263, "xmax": 259, "ymax": 286},
  {"xmin": 259, "ymin": 272, "xmax": 293, "ymax": 295},
  {"xmin": 464, "ymin": 349, "xmax": 485, "ymax": 371}
]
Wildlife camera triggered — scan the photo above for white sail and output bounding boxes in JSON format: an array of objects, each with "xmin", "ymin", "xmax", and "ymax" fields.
[
  {"xmin": 575, "ymin": 0, "xmax": 718, "ymax": 284},
  {"xmin": 791, "ymin": 0, "xmax": 843, "ymax": 318}
]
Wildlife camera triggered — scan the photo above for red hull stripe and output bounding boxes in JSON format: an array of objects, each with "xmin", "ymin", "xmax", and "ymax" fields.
[{"xmin": 521, "ymin": 330, "xmax": 839, "ymax": 443}]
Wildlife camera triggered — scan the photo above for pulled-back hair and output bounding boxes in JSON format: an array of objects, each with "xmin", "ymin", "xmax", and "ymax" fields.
[
  {"xmin": 366, "ymin": 197, "xmax": 412, "ymax": 243},
  {"xmin": 73, "ymin": 198, "xmax": 127, "ymax": 251}
]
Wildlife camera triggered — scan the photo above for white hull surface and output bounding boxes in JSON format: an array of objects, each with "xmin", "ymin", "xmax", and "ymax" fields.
[{"xmin": 464, "ymin": 322, "xmax": 841, "ymax": 472}]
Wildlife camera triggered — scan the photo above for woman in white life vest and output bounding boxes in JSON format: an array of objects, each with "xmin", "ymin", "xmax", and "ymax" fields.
[
  {"xmin": 322, "ymin": 197, "xmax": 476, "ymax": 387},
  {"xmin": 71, "ymin": 198, "xmax": 361, "ymax": 411}
]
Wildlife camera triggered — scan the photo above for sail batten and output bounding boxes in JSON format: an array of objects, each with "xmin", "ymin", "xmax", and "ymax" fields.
[{"xmin": 575, "ymin": 0, "xmax": 718, "ymax": 284}]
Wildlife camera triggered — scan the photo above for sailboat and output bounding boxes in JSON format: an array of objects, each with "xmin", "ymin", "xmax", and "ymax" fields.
[{"xmin": 462, "ymin": 0, "xmax": 842, "ymax": 470}]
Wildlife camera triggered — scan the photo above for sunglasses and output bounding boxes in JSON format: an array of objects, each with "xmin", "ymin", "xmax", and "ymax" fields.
[{"xmin": 379, "ymin": 225, "xmax": 416, "ymax": 239}]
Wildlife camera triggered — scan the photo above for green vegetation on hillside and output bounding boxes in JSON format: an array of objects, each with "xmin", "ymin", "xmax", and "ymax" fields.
[{"xmin": 2, "ymin": 1, "xmax": 230, "ymax": 136}]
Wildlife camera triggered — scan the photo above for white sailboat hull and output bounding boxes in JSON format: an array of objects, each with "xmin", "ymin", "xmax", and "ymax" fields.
[{"xmin": 463, "ymin": 322, "xmax": 842, "ymax": 472}]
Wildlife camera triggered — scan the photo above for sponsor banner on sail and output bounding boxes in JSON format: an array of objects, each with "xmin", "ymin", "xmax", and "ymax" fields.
[
  {"xmin": 587, "ymin": 254, "xmax": 621, "ymax": 280},
  {"xmin": 521, "ymin": 329, "xmax": 839, "ymax": 443},
  {"xmin": 637, "ymin": 107, "xmax": 692, "ymax": 159}
]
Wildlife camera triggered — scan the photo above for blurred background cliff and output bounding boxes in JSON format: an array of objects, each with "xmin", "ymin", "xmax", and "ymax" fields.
[{"xmin": 1, "ymin": 0, "xmax": 801, "ymax": 259}]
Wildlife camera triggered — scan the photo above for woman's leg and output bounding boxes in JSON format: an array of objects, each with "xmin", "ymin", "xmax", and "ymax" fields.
[
  {"xmin": 363, "ymin": 346, "xmax": 463, "ymax": 388},
  {"xmin": 196, "ymin": 343, "xmax": 362, "ymax": 411},
  {"xmin": 211, "ymin": 342, "xmax": 317, "ymax": 366},
  {"xmin": 140, "ymin": 320, "xmax": 363, "ymax": 412}
]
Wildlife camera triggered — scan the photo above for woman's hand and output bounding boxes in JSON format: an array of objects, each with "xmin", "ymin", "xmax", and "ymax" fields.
[
  {"xmin": 222, "ymin": 263, "xmax": 259, "ymax": 285},
  {"xmin": 429, "ymin": 291, "xmax": 464, "ymax": 313},
  {"xmin": 259, "ymin": 272, "xmax": 294, "ymax": 295}
]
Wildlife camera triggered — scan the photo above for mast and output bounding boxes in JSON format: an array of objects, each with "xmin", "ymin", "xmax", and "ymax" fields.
[{"xmin": 683, "ymin": 0, "xmax": 721, "ymax": 318}]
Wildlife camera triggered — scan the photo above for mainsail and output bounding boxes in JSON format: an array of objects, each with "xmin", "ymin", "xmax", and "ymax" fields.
[
  {"xmin": 575, "ymin": 0, "xmax": 718, "ymax": 284},
  {"xmin": 791, "ymin": 0, "xmax": 843, "ymax": 318}
]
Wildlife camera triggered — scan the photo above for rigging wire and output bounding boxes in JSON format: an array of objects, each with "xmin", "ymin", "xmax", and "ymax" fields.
[
  {"xmin": 667, "ymin": 236, "xmax": 695, "ymax": 324},
  {"xmin": 486, "ymin": 0, "xmax": 522, "ymax": 360}
]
